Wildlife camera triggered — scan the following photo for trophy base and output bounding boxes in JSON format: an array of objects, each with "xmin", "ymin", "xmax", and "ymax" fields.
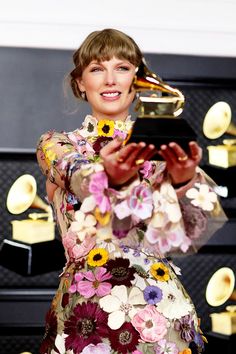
[
  {"xmin": 128, "ymin": 117, "xmax": 197, "ymax": 153},
  {"xmin": 207, "ymin": 145, "xmax": 236, "ymax": 168},
  {"xmin": 210, "ymin": 312, "xmax": 236, "ymax": 335},
  {"xmin": 0, "ymin": 239, "xmax": 65, "ymax": 276}
]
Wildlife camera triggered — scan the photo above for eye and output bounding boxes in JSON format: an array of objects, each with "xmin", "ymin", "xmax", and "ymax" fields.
[
  {"xmin": 117, "ymin": 66, "xmax": 130, "ymax": 71},
  {"xmin": 90, "ymin": 66, "xmax": 103, "ymax": 72}
]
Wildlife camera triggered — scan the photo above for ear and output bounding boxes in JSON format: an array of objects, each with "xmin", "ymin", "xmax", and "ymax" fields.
[{"xmin": 76, "ymin": 78, "xmax": 85, "ymax": 93}]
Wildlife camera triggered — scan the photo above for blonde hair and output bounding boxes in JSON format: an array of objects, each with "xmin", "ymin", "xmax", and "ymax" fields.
[{"xmin": 69, "ymin": 28, "xmax": 143, "ymax": 99}]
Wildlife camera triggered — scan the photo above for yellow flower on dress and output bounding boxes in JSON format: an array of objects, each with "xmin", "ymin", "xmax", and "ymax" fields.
[
  {"xmin": 97, "ymin": 120, "xmax": 115, "ymax": 137},
  {"xmin": 179, "ymin": 349, "xmax": 192, "ymax": 354},
  {"xmin": 42, "ymin": 142, "xmax": 57, "ymax": 167},
  {"xmin": 150, "ymin": 262, "xmax": 170, "ymax": 281},
  {"xmin": 94, "ymin": 207, "xmax": 111, "ymax": 226},
  {"xmin": 87, "ymin": 248, "xmax": 109, "ymax": 267}
]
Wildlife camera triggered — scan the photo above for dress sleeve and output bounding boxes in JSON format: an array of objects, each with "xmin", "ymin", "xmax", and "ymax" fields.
[
  {"xmin": 111, "ymin": 163, "xmax": 227, "ymax": 256},
  {"xmin": 36, "ymin": 130, "xmax": 105, "ymax": 202}
]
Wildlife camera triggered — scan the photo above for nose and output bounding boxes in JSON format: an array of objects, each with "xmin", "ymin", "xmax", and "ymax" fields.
[{"xmin": 105, "ymin": 69, "xmax": 116, "ymax": 86}]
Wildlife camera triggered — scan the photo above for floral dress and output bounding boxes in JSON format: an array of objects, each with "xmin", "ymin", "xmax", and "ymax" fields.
[{"xmin": 37, "ymin": 115, "xmax": 226, "ymax": 354}]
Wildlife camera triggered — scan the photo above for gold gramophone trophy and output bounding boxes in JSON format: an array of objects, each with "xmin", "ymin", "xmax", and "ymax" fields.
[
  {"xmin": 127, "ymin": 58, "xmax": 197, "ymax": 151},
  {"xmin": 0, "ymin": 174, "xmax": 63, "ymax": 276},
  {"xmin": 206, "ymin": 267, "xmax": 236, "ymax": 335},
  {"xmin": 6, "ymin": 174, "xmax": 54, "ymax": 244},
  {"xmin": 203, "ymin": 101, "xmax": 236, "ymax": 168}
]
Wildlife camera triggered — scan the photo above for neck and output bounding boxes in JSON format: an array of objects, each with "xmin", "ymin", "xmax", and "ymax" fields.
[{"xmin": 92, "ymin": 111, "xmax": 129, "ymax": 122}]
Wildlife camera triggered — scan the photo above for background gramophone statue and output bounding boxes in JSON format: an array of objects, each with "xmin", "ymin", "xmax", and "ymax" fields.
[
  {"xmin": 206, "ymin": 267, "xmax": 236, "ymax": 335},
  {"xmin": 0, "ymin": 174, "xmax": 65, "ymax": 276},
  {"xmin": 203, "ymin": 101, "xmax": 236, "ymax": 168},
  {"xmin": 6, "ymin": 174, "xmax": 54, "ymax": 244},
  {"xmin": 127, "ymin": 58, "xmax": 197, "ymax": 151}
]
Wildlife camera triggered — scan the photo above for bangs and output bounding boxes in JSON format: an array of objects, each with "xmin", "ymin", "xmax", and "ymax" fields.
[
  {"xmin": 72, "ymin": 29, "xmax": 142, "ymax": 78},
  {"xmin": 83, "ymin": 35, "xmax": 140, "ymax": 66}
]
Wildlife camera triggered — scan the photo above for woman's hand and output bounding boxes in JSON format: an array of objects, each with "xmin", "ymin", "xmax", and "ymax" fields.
[
  {"xmin": 158, "ymin": 141, "xmax": 202, "ymax": 186},
  {"xmin": 100, "ymin": 138, "xmax": 156, "ymax": 186}
]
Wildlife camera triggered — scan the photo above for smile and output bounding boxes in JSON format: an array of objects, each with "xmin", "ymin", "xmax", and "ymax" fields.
[{"xmin": 101, "ymin": 91, "xmax": 120, "ymax": 98}]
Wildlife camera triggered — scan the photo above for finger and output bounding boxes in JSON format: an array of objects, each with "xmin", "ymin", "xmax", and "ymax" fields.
[
  {"xmin": 159, "ymin": 144, "xmax": 178, "ymax": 165},
  {"xmin": 117, "ymin": 142, "xmax": 139, "ymax": 161},
  {"xmin": 135, "ymin": 144, "xmax": 156, "ymax": 163},
  {"xmin": 168, "ymin": 142, "xmax": 189, "ymax": 161},
  {"xmin": 141, "ymin": 144, "xmax": 157, "ymax": 161},
  {"xmin": 100, "ymin": 138, "xmax": 123, "ymax": 157},
  {"xmin": 189, "ymin": 142, "xmax": 202, "ymax": 162},
  {"xmin": 125, "ymin": 142, "xmax": 146, "ymax": 164}
]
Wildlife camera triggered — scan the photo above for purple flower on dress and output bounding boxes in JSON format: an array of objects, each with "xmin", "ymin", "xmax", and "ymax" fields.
[
  {"xmin": 174, "ymin": 314, "xmax": 195, "ymax": 342},
  {"xmin": 180, "ymin": 202, "xmax": 207, "ymax": 240},
  {"xmin": 144, "ymin": 285, "xmax": 163, "ymax": 305}
]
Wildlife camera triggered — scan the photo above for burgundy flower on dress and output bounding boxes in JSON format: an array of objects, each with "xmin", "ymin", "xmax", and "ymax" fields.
[
  {"xmin": 180, "ymin": 203, "xmax": 207, "ymax": 240},
  {"xmin": 174, "ymin": 314, "xmax": 195, "ymax": 342},
  {"xmin": 64, "ymin": 301, "xmax": 109, "ymax": 353},
  {"xmin": 39, "ymin": 309, "xmax": 59, "ymax": 354},
  {"xmin": 93, "ymin": 136, "xmax": 112, "ymax": 154},
  {"xmin": 61, "ymin": 293, "xmax": 70, "ymax": 308},
  {"xmin": 105, "ymin": 257, "xmax": 136, "ymax": 287},
  {"xmin": 108, "ymin": 322, "xmax": 140, "ymax": 353}
]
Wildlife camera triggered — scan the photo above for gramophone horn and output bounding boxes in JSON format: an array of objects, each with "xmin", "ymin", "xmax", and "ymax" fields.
[
  {"xmin": 203, "ymin": 101, "xmax": 234, "ymax": 139},
  {"xmin": 6, "ymin": 174, "xmax": 51, "ymax": 218},
  {"xmin": 133, "ymin": 58, "xmax": 185, "ymax": 117},
  {"xmin": 206, "ymin": 267, "xmax": 236, "ymax": 307}
]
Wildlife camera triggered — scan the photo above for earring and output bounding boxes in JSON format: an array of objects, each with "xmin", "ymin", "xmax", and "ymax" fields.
[{"xmin": 81, "ymin": 91, "xmax": 86, "ymax": 100}]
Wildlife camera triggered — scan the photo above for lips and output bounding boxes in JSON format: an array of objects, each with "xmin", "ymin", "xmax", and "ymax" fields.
[{"xmin": 101, "ymin": 91, "xmax": 121, "ymax": 98}]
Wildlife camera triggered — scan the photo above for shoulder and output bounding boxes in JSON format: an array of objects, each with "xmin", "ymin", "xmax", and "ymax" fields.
[{"xmin": 36, "ymin": 129, "xmax": 81, "ymax": 150}]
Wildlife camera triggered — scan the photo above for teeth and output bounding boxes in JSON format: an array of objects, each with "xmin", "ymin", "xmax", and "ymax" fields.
[{"xmin": 102, "ymin": 92, "xmax": 119, "ymax": 97}]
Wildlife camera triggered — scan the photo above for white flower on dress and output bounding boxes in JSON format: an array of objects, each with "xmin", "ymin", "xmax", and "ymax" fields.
[
  {"xmin": 145, "ymin": 223, "xmax": 187, "ymax": 254},
  {"xmin": 99, "ymin": 285, "xmax": 146, "ymax": 329},
  {"xmin": 186, "ymin": 183, "xmax": 217, "ymax": 211},
  {"xmin": 51, "ymin": 333, "xmax": 73, "ymax": 354},
  {"xmin": 156, "ymin": 280, "xmax": 192, "ymax": 319},
  {"xmin": 80, "ymin": 195, "xmax": 97, "ymax": 213},
  {"xmin": 151, "ymin": 182, "xmax": 182, "ymax": 227},
  {"xmin": 70, "ymin": 210, "xmax": 97, "ymax": 241},
  {"xmin": 80, "ymin": 115, "xmax": 98, "ymax": 137},
  {"xmin": 97, "ymin": 239, "xmax": 122, "ymax": 258},
  {"xmin": 80, "ymin": 162, "xmax": 104, "ymax": 177}
]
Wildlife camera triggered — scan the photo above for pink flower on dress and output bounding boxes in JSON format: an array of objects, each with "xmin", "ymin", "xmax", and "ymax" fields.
[
  {"xmin": 128, "ymin": 184, "xmax": 153, "ymax": 219},
  {"xmin": 131, "ymin": 304, "xmax": 167, "ymax": 342},
  {"xmin": 139, "ymin": 161, "xmax": 153, "ymax": 179},
  {"xmin": 145, "ymin": 224, "xmax": 186, "ymax": 254},
  {"xmin": 114, "ymin": 184, "xmax": 153, "ymax": 220},
  {"xmin": 113, "ymin": 129, "xmax": 127, "ymax": 140},
  {"xmin": 81, "ymin": 342, "xmax": 111, "ymax": 354},
  {"xmin": 62, "ymin": 230, "xmax": 96, "ymax": 261},
  {"xmin": 155, "ymin": 339, "xmax": 178, "ymax": 354},
  {"xmin": 89, "ymin": 171, "xmax": 112, "ymax": 213},
  {"xmin": 69, "ymin": 272, "xmax": 84, "ymax": 293},
  {"xmin": 77, "ymin": 267, "xmax": 112, "ymax": 298}
]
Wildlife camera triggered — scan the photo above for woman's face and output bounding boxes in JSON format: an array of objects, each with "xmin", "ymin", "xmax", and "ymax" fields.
[{"xmin": 77, "ymin": 56, "xmax": 136, "ymax": 121}]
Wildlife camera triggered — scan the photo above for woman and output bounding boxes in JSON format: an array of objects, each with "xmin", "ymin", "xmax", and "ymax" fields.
[{"xmin": 37, "ymin": 28, "xmax": 225, "ymax": 354}]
